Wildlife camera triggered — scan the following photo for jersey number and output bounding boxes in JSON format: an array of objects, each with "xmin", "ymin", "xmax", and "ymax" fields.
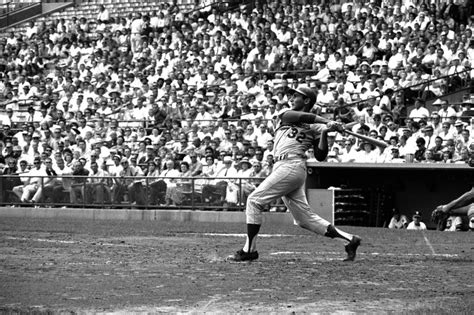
[{"xmin": 287, "ymin": 127, "xmax": 306, "ymax": 143}]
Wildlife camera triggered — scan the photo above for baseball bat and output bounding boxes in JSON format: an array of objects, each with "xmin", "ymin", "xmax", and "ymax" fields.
[
  {"xmin": 342, "ymin": 129, "xmax": 389, "ymax": 148},
  {"xmin": 316, "ymin": 117, "xmax": 388, "ymax": 149}
]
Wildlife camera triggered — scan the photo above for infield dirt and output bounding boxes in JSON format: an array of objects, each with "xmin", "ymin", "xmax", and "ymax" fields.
[{"xmin": 0, "ymin": 218, "xmax": 473, "ymax": 314}]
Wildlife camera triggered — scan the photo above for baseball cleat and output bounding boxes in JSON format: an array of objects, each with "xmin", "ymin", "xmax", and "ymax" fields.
[
  {"xmin": 227, "ymin": 249, "xmax": 259, "ymax": 262},
  {"xmin": 343, "ymin": 235, "xmax": 361, "ymax": 261}
]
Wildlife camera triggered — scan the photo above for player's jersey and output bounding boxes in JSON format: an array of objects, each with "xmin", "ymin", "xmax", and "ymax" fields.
[{"xmin": 273, "ymin": 111, "xmax": 325, "ymax": 157}]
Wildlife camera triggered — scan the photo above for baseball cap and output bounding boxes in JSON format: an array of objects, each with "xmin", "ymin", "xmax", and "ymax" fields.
[
  {"xmin": 454, "ymin": 120, "xmax": 464, "ymax": 127},
  {"xmin": 288, "ymin": 86, "xmax": 317, "ymax": 105}
]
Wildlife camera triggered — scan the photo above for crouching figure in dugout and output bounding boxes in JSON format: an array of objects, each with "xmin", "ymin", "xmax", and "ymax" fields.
[{"xmin": 227, "ymin": 87, "xmax": 361, "ymax": 262}]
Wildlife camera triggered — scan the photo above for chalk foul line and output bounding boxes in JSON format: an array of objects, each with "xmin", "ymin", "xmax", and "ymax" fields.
[{"xmin": 421, "ymin": 231, "xmax": 437, "ymax": 255}]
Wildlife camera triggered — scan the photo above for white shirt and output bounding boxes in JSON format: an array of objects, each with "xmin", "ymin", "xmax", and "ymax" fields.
[
  {"xmin": 354, "ymin": 150, "xmax": 379, "ymax": 163},
  {"xmin": 388, "ymin": 215, "xmax": 408, "ymax": 229},
  {"xmin": 409, "ymin": 107, "xmax": 430, "ymax": 122},
  {"xmin": 407, "ymin": 221, "xmax": 427, "ymax": 230},
  {"xmin": 130, "ymin": 18, "xmax": 145, "ymax": 34},
  {"xmin": 97, "ymin": 9, "xmax": 110, "ymax": 22}
]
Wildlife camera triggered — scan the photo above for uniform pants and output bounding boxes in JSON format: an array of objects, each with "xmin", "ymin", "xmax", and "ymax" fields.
[{"xmin": 246, "ymin": 160, "xmax": 330, "ymax": 235}]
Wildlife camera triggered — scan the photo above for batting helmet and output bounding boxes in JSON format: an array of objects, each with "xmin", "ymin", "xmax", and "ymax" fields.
[{"xmin": 288, "ymin": 86, "xmax": 317, "ymax": 107}]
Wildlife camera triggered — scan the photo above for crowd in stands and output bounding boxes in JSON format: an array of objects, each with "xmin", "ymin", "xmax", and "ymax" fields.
[{"xmin": 0, "ymin": 0, "xmax": 474, "ymax": 207}]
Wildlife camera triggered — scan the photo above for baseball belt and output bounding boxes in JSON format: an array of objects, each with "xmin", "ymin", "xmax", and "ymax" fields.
[{"xmin": 274, "ymin": 153, "xmax": 306, "ymax": 162}]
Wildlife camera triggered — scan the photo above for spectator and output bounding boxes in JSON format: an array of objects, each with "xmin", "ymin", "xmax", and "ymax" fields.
[
  {"xmin": 87, "ymin": 161, "xmax": 110, "ymax": 204},
  {"xmin": 409, "ymin": 98, "xmax": 430, "ymax": 123},
  {"xmin": 185, "ymin": 150, "xmax": 203, "ymax": 176},
  {"xmin": 160, "ymin": 159, "xmax": 181, "ymax": 206},
  {"xmin": 195, "ymin": 154, "xmax": 217, "ymax": 194},
  {"xmin": 1, "ymin": 157, "xmax": 22, "ymax": 203},
  {"xmin": 202, "ymin": 155, "xmax": 236, "ymax": 206},
  {"xmin": 165, "ymin": 161, "xmax": 193, "ymax": 206},
  {"xmin": 414, "ymin": 138, "xmax": 427, "ymax": 162},
  {"xmin": 34, "ymin": 157, "xmax": 61, "ymax": 204},
  {"xmin": 439, "ymin": 121, "xmax": 455, "ymax": 144},
  {"xmin": 145, "ymin": 161, "xmax": 165, "ymax": 205},
  {"xmin": 15, "ymin": 157, "xmax": 45, "ymax": 205},
  {"xmin": 97, "ymin": 5, "xmax": 110, "ymax": 25},
  {"xmin": 70, "ymin": 160, "xmax": 89, "ymax": 205},
  {"xmin": 236, "ymin": 157, "xmax": 254, "ymax": 205},
  {"xmin": 437, "ymin": 100, "xmax": 457, "ymax": 122},
  {"xmin": 354, "ymin": 141, "xmax": 378, "ymax": 163},
  {"xmin": 114, "ymin": 157, "xmax": 145, "ymax": 205},
  {"xmin": 385, "ymin": 147, "xmax": 405, "ymax": 163},
  {"xmin": 44, "ymin": 158, "xmax": 71, "ymax": 204}
]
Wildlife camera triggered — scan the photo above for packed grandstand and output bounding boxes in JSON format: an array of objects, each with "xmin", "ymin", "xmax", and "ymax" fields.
[{"xmin": 0, "ymin": 0, "xmax": 473, "ymax": 208}]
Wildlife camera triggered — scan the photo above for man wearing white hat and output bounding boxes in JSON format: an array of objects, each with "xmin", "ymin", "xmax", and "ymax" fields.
[
  {"xmin": 407, "ymin": 212, "xmax": 427, "ymax": 230},
  {"xmin": 437, "ymin": 100, "xmax": 457, "ymax": 122}
]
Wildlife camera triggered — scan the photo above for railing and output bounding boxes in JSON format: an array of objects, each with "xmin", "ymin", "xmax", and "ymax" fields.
[
  {"xmin": 0, "ymin": 174, "xmax": 270, "ymax": 211},
  {"xmin": 346, "ymin": 67, "xmax": 473, "ymax": 111},
  {"xmin": 0, "ymin": 1, "xmax": 39, "ymax": 16},
  {"xmin": 184, "ymin": 0, "xmax": 248, "ymax": 15},
  {"xmin": 0, "ymin": 1, "xmax": 41, "ymax": 28}
]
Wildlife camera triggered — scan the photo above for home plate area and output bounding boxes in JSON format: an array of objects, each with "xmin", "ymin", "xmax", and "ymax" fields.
[{"xmin": 0, "ymin": 218, "xmax": 472, "ymax": 313}]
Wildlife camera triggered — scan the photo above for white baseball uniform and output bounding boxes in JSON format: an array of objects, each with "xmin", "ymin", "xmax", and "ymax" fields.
[{"xmin": 246, "ymin": 109, "xmax": 331, "ymax": 235}]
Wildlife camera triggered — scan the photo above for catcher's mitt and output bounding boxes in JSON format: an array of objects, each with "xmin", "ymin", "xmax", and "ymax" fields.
[{"xmin": 431, "ymin": 206, "xmax": 449, "ymax": 231}]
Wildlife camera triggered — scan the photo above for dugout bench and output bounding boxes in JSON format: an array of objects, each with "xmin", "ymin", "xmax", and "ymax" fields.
[{"xmin": 306, "ymin": 162, "xmax": 474, "ymax": 229}]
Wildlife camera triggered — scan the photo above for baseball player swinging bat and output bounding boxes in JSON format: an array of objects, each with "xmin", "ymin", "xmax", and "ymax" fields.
[
  {"xmin": 227, "ymin": 86, "xmax": 362, "ymax": 263},
  {"xmin": 223, "ymin": 96, "xmax": 387, "ymax": 149}
]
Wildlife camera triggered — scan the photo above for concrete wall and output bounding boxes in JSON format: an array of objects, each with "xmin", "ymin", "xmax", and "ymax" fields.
[{"xmin": 0, "ymin": 207, "xmax": 297, "ymax": 225}]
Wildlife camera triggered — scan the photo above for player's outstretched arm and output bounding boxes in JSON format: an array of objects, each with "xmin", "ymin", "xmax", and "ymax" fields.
[
  {"xmin": 281, "ymin": 110, "xmax": 332, "ymax": 124},
  {"xmin": 441, "ymin": 187, "xmax": 474, "ymax": 213},
  {"xmin": 314, "ymin": 129, "xmax": 329, "ymax": 161},
  {"xmin": 313, "ymin": 122, "xmax": 343, "ymax": 162}
]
